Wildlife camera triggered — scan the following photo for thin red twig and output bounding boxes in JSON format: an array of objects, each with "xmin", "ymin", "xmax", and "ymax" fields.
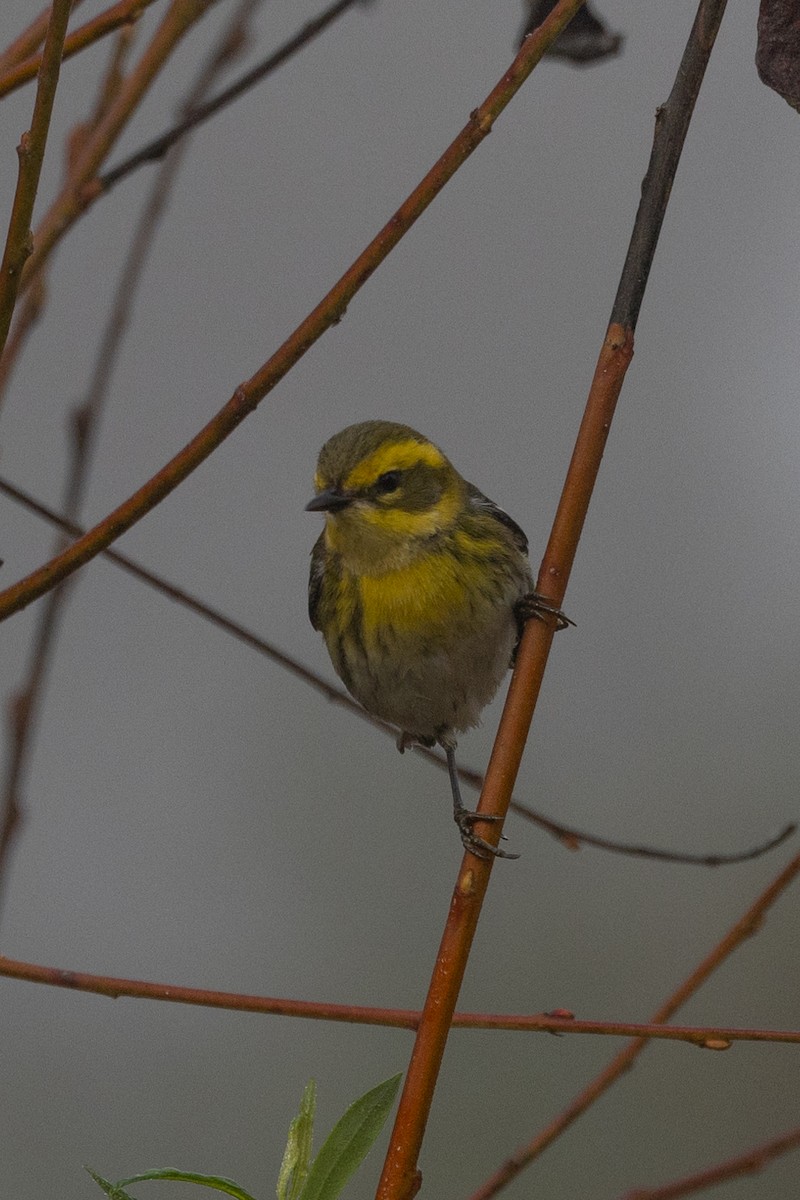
[
  {"xmin": 0, "ymin": 0, "xmax": 221, "ymax": 392},
  {"xmin": 1, "ymin": 951, "xmax": 798, "ymax": 1049},
  {"xmin": 466, "ymin": 848, "xmax": 800, "ymax": 1200},
  {"xmin": 10, "ymin": 0, "xmax": 221, "ymax": 302}
]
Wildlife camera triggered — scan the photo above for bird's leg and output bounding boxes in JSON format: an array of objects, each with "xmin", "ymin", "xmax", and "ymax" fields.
[{"xmin": 445, "ymin": 744, "xmax": 519, "ymax": 861}]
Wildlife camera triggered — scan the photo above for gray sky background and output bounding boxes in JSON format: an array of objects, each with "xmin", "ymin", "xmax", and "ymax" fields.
[{"xmin": 2, "ymin": 1, "xmax": 800, "ymax": 1197}]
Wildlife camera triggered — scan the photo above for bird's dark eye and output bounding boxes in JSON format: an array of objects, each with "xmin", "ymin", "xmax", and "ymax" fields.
[{"xmin": 374, "ymin": 470, "xmax": 401, "ymax": 494}]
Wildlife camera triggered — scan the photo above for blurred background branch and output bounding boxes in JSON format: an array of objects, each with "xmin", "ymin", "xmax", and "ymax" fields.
[
  {"xmin": 0, "ymin": 0, "xmax": 263, "ymax": 914},
  {"xmin": 0, "ymin": 0, "xmax": 161, "ymax": 100},
  {"xmin": 467, "ymin": 849, "xmax": 800, "ymax": 1199},
  {"xmin": 0, "ymin": 0, "xmax": 72, "ymax": 355}
]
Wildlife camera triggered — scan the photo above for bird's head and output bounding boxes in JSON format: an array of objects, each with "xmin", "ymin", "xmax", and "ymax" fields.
[{"xmin": 306, "ymin": 420, "xmax": 465, "ymax": 572}]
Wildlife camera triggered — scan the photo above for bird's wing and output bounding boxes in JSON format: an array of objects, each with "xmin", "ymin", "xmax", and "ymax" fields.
[
  {"xmin": 308, "ymin": 531, "xmax": 327, "ymax": 630},
  {"xmin": 466, "ymin": 482, "xmax": 529, "ymax": 556}
]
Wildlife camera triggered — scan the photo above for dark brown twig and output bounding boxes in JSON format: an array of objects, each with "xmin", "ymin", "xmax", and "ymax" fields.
[
  {"xmin": 610, "ymin": 0, "xmax": 728, "ymax": 329},
  {"xmin": 505, "ymin": 803, "xmax": 794, "ymax": 864},
  {"xmin": 0, "ymin": 0, "xmax": 73, "ymax": 360},
  {"xmin": 99, "ymin": 0, "xmax": 366, "ymax": 191},
  {"xmin": 5, "ymin": 476, "xmax": 787, "ymax": 871}
]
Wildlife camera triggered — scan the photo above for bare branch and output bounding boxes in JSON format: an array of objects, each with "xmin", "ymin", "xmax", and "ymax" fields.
[
  {"xmin": 0, "ymin": 0, "xmax": 89, "ymax": 74},
  {"xmin": 619, "ymin": 1123, "xmax": 800, "ymax": 1200},
  {"xmin": 0, "ymin": 0, "xmax": 160, "ymax": 100},
  {"xmin": 14, "ymin": 0, "xmax": 221, "ymax": 297},
  {"xmin": 3, "ymin": 474, "xmax": 792, "ymax": 871},
  {"xmin": 100, "ymin": 0, "xmax": 366, "ymax": 191},
  {"xmin": 377, "ymin": 1, "xmax": 730, "ymax": 1196},
  {"xmin": 467, "ymin": 848, "xmax": 800, "ymax": 1199},
  {"xmin": 1, "ymin": 951, "xmax": 799, "ymax": 1051},
  {"xmin": 0, "ymin": 0, "xmax": 592, "ymax": 624},
  {"xmin": 0, "ymin": 0, "xmax": 263, "ymax": 914},
  {"xmin": 0, "ymin": 0, "xmax": 73, "ymax": 359}
]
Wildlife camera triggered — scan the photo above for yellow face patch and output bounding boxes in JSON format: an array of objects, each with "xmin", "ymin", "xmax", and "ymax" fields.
[
  {"xmin": 357, "ymin": 489, "xmax": 460, "ymax": 536},
  {"xmin": 323, "ymin": 484, "xmax": 463, "ymax": 573},
  {"xmin": 342, "ymin": 438, "xmax": 446, "ymax": 492}
]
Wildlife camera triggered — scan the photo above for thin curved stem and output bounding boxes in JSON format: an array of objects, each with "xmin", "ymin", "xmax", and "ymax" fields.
[
  {"xmin": 3, "ymin": 474, "xmax": 792, "ymax": 871},
  {"xmin": 13, "ymin": 0, "xmax": 220, "ymax": 299},
  {"xmin": 99, "ymin": 0, "xmax": 365, "ymax": 191}
]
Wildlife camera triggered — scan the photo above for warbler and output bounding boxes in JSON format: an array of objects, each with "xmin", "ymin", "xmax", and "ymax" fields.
[{"xmin": 306, "ymin": 420, "xmax": 565, "ymax": 858}]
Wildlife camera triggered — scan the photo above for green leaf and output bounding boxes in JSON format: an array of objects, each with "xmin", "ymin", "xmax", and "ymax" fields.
[
  {"xmin": 89, "ymin": 1167, "xmax": 259, "ymax": 1200},
  {"xmin": 277, "ymin": 1079, "xmax": 317, "ymax": 1200},
  {"xmin": 299, "ymin": 1074, "xmax": 402, "ymax": 1200},
  {"xmin": 85, "ymin": 1167, "xmax": 136, "ymax": 1200}
]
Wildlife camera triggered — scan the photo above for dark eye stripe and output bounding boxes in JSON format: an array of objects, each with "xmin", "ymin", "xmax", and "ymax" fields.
[
  {"xmin": 374, "ymin": 470, "xmax": 402, "ymax": 494},
  {"xmin": 388, "ymin": 463, "xmax": 450, "ymax": 512}
]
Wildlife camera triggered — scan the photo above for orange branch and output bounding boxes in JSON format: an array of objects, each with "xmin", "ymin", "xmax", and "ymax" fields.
[
  {"xmin": 0, "ymin": 0, "xmax": 160, "ymax": 100},
  {"xmin": 374, "ymin": 315, "xmax": 631, "ymax": 1200},
  {"xmin": 12, "ymin": 0, "xmax": 220, "ymax": 300},
  {"xmin": 0, "ymin": 0, "xmax": 89, "ymax": 74},
  {"xmin": 378, "ymin": 0, "xmax": 730, "ymax": 1195}
]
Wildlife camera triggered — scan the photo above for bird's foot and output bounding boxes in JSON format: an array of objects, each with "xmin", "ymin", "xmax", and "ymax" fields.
[
  {"xmin": 454, "ymin": 805, "xmax": 520, "ymax": 861},
  {"xmin": 515, "ymin": 591, "xmax": 574, "ymax": 633}
]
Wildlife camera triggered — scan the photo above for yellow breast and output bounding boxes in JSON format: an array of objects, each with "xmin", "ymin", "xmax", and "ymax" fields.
[{"xmin": 357, "ymin": 550, "xmax": 485, "ymax": 642}]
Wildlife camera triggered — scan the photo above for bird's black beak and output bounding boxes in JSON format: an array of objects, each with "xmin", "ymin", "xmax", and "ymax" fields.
[{"xmin": 305, "ymin": 487, "xmax": 352, "ymax": 513}]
